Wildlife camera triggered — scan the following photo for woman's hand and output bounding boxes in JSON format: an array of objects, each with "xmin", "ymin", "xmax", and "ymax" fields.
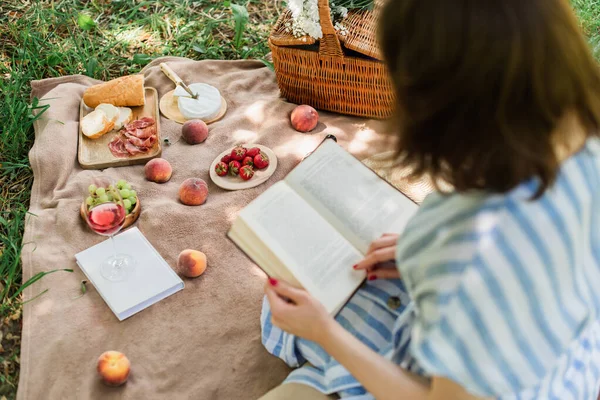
[
  {"xmin": 354, "ymin": 233, "xmax": 401, "ymax": 280},
  {"xmin": 265, "ymin": 278, "xmax": 335, "ymax": 345}
]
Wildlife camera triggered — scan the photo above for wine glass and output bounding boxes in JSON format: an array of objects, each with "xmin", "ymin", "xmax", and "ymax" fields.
[{"xmin": 83, "ymin": 177, "xmax": 136, "ymax": 282}]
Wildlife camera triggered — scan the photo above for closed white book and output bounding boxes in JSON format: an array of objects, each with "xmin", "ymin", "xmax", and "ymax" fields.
[{"xmin": 75, "ymin": 227, "xmax": 184, "ymax": 321}]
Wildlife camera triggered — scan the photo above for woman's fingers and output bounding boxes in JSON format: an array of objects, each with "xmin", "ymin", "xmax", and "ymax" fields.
[
  {"xmin": 366, "ymin": 234, "xmax": 399, "ymax": 255},
  {"xmin": 265, "ymin": 284, "xmax": 292, "ymax": 316},
  {"xmin": 354, "ymin": 246, "xmax": 396, "ymax": 271},
  {"xmin": 367, "ymin": 267, "xmax": 401, "ymax": 280},
  {"xmin": 265, "ymin": 278, "xmax": 307, "ymax": 303}
]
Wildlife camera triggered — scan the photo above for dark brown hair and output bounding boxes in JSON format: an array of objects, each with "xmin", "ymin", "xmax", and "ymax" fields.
[{"xmin": 379, "ymin": 0, "xmax": 600, "ymax": 196}]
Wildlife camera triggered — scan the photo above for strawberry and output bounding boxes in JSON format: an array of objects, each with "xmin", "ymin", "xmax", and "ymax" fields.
[
  {"xmin": 221, "ymin": 154, "xmax": 232, "ymax": 164},
  {"xmin": 246, "ymin": 147, "xmax": 261, "ymax": 158},
  {"xmin": 242, "ymin": 156, "xmax": 254, "ymax": 168},
  {"xmin": 228, "ymin": 160, "xmax": 241, "ymax": 176},
  {"xmin": 253, "ymin": 152, "xmax": 269, "ymax": 169},
  {"xmin": 215, "ymin": 161, "xmax": 228, "ymax": 177},
  {"xmin": 230, "ymin": 146, "xmax": 247, "ymax": 161},
  {"xmin": 240, "ymin": 165, "xmax": 254, "ymax": 181}
]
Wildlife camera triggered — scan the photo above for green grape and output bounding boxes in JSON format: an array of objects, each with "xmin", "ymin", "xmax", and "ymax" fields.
[
  {"xmin": 88, "ymin": 184, "xmax": 97, "ymax": 195},
  {"xmin": 119, "ymin": 189, "xmax": 130, "ymax": 199},
  {"xmin": 108, "ymin": 184, "xmax": 115, "ymax": 191},
  {"xmin": 126, "ymin": 208, "xmax": 131, "ymax": 215},
  {"xmin": 129, "ymin": 196, "xmax": 137, "ymax": 205},
  {"xmin": 86, "ymin": 196, "xmax": 94, "ymax": 206},
  {"xmin": 107, "ymin": 193, "xmax": 113, "ymax": 201},
  {"xmin": 95, "ymin": 187, "xmax": 106, "ymax": 197},
  {"xmin": 124, "ymin": 183, "xmax": 132, "ymax": 190},
  {"xmin": 123, "ymin": 199, "xmax": 132, "ymax": 210},
  {"xmin": 117, "ymin": 179, "xmax": 127, "ymax": 189},
  {"xmin": 130, "ymin": 190, "xmax": 137, "ymax": 198},
  {"xmin": 98, "ymin": 194, "xmax": 109, "ymax": 203}
]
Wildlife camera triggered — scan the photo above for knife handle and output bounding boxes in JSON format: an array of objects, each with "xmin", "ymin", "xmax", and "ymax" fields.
[
  {"xmin": 159, "ymin": 63, "xmax": 183, "ymax": 85},
  {"xmin": 160, "ymin": 63, "xmax": 197, "ymax": 98}
]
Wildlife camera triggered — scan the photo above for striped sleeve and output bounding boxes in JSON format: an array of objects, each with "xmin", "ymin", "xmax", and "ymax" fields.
[
  {"xmin": 397, "ymin": 201, "xmax": 584, "ymax": 397},
  {"xmin": 260, "ymin": 296, "xmax": 306, "ymax": 367}
]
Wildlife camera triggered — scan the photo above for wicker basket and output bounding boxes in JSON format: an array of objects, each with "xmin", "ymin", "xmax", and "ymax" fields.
[{"xmin": 269, "ymin": 0, "xmax": 394, "ymax": 119}]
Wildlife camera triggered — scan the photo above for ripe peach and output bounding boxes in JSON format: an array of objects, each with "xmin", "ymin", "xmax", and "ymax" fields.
[
  {"xmin": 97, "ymin": 351, "xmax": 130, "ymax": 386},
  {"xmin": 182, "ymin": 119, "xmax": 209, "ymax": 144},
  {"xmin": 291, "ymin": 105, "xmax": 319, "ymax": 133},
  {"xmin": 179, "ymin": 178, "xmax": 208, "ymax": 206},
  {"xmin": 145, "ymin": 158, "xmax": 172, "ymax": 183},
  {"xmin": 178, "ymin": 249, "xmax": 207, "ymax": 278}
]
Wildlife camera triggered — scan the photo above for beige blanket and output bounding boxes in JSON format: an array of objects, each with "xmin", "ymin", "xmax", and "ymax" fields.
[{"xmin": 19, "ymin": 56, "xmax": 429, "ymax": 400}]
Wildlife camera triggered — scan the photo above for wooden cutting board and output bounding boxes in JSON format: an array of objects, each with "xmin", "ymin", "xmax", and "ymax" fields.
[{"xmin": 78, "ymin": 87, "xmax": 161, "ymax": 169}]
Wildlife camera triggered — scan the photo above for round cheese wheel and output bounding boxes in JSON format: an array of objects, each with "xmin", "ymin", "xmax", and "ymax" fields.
[{"xmin": 175, "ymin": 83, "xmax": 221, "ymax": 120}]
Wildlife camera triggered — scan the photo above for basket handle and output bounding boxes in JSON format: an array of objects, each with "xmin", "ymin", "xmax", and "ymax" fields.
[{"xmin": 318, "ymin": 0, "xmax": 344, "ymax": 58}]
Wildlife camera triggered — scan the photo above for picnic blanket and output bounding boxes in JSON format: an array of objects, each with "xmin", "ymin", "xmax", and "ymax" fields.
[{"xmin": 19, "ymin": 56, "xmax": 431, "ymax": 400}]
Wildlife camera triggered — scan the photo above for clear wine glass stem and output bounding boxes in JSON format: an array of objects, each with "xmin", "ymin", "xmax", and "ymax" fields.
[{"xmin": 110, "ymin": 235, "xmax": 117, "ymax": 258}]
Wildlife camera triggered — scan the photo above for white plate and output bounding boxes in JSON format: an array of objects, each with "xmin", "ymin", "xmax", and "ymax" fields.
[{"xmin": 209, "ymin": 144, "xmax": 278, "ymax": 190}]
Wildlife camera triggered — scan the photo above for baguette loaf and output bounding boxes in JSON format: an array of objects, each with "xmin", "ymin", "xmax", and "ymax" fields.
[{"xmin": 83, "ymin": 75, "xmax": 145, "ymax": 108}]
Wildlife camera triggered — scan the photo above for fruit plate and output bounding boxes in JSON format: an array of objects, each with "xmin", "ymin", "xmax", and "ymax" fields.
[
  {"xmin": 209, "ymin": 144, "xmax": 277, "ymax": 191},
  {"xmin": 80, "ymin": 198, "xmax": 141, "ymax": 230}
]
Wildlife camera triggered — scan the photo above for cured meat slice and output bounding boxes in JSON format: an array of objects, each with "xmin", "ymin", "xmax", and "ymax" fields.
[
  {"xmin": 126, "ymin": 117, "xmax": 154, "ymax": 130},
  {"xmin": 108, "ymin": 117, "xmax": 157, "ymax": 157},
  {"xmin": 129, "ymin": 126, "xmax": 156, "ymax": 139},
  {"xmin": 124, "ymin": 139, "xmax": 147, "ymax": 155},
  {"xmin": 124, "ymin": 132, "xmax": 157, "ymax": 148},
  {"xmin": 108, "ymin": 135, "xmax": 130, "ymax": 158}
]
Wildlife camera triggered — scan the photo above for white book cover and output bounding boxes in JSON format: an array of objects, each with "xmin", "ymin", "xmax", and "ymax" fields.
[{"xmin": 75, "ymin": 227, "xmax": 184, "ymax": 321}]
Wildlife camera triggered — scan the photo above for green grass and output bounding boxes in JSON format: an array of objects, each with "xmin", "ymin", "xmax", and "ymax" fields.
[
  {"xmin": 573, "ymin": 0, "xmax": 600, "ymax": 59},
  {"xmin": 0, "ymin": 0, "xmax": 599, "ymax": 398}
]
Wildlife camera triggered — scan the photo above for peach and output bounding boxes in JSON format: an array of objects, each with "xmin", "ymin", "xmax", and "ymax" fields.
[
  {"xmin": 145, "ymin": 158, "xmax": 172, "ymax": 183},
  {"xmin": 291, "ymin": 105, "xmax": 319, "ymax": 133},
  {"xmin": 182, "ymin": 119, "xmax": 209, "ymax": 144},
  {"xmin": 179, "ymin": 178, "xmax": 208, "ymax": 206},
  {"xmin": 178, "ymin": 249, "xmax": 207, "ymax": 278},
  {"xmin": 97, "ymin": 351, "xmax": 130, "ymax": 386}
]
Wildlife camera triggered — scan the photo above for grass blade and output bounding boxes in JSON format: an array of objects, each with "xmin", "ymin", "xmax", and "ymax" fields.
[{"xmin": 231, "ymin": 3, "xmax": 249, "ymax": 49}]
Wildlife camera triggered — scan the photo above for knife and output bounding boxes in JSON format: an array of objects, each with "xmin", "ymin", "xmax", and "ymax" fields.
[{"xmin": 159, "ymin": 63, "xmax": 198, "ymax": 99}]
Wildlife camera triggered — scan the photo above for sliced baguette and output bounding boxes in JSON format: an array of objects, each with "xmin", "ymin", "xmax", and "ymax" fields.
[
  {"xmin": 81, "ymin": 110, "xmax": 114, "ymax": 139},
  {"xmin": 95, "ymin": 104, "xmax": 120, "ymax": 126},
  {"xmin": 114, "ymin": 107, "xmax": 133, "ymax": 130}
]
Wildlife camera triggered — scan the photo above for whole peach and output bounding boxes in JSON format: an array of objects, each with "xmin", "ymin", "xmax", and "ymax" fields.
[
  {"xmin": 178, "ymin": 249, "xmax": 207, "ymax": 278},
  {"xmin": 182, "ymin": 119, "xmax": 209, "ymax": 144},
  {"xmin": 97, "ymin": 351, "xmax": 130, "ymax": 386},
  {"xmin": 291, "ymin": 105, "xmax": 319, "ymax": 133},
  {"xmin": 179, "ymin": 178, "xmax": 209, "ymax": 206},
  {"xmin": 144, "ymin": 158, "xmax": 172, "ymax": 183}
]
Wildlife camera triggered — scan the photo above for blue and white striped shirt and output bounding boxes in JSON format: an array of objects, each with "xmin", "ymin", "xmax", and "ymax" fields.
[{"xmin": 261, "ymin": 138, "xmax": 600, "ymax": 399}]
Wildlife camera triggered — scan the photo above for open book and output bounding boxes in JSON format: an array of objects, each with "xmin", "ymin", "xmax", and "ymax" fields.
[{"xmin": 228, "ymin": 138, "xmax": 418, "ymax": 314}]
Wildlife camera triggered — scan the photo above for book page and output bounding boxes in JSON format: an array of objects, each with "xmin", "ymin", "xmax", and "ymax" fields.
[
  {"xmin": 237, "ymin": 181, "xmax": 365, "ymax": 314},
  {"xmin": 286, "ymin": 140, "xmax": 419, "ymax": 254}
]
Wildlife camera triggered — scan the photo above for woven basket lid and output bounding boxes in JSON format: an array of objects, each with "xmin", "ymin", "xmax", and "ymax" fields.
[
  {"xmin": 269, "ymin": 0, "xmax": 385, "ymax": 60},
  {"xmin": 338, "ymin": 0, "xmax": 385, "ymax": 60}
]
